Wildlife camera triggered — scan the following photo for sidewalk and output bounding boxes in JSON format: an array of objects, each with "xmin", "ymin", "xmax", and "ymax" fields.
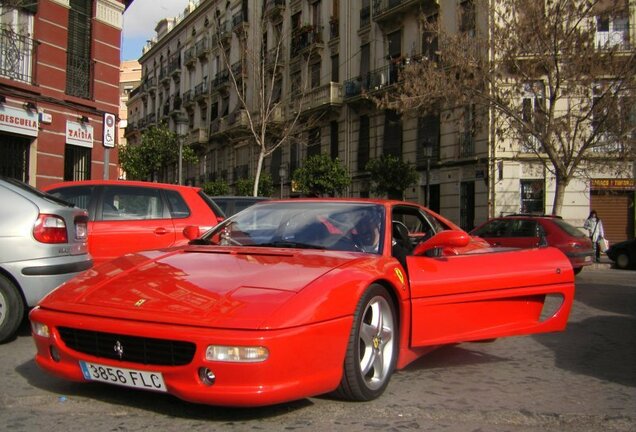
[{"xmin": 588, "ymin": 254, "xmax": 613, "ymax": 270}]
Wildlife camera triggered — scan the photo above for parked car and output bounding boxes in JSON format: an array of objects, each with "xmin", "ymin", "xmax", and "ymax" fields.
[
  {"xmin": 42, "ymin": 180, "xmax": 224, "ymax": 265},
  {"xmin": 31, "ymin": 199, "xmax": 574, "ymax": 406},
  {"xmin": 208, "ymin": 195, "xmax": 270, "ymax": 217},
  {"xmin": 606, "ymin": 238, "xmax": 636, "ymax": 269},
  {"xmin": 470, "ymin": 214, "xmax": 594, "ymax": 274},
  {"xmin": 0, "ymin": 177, "xmax": 91, "ymax": 343}
]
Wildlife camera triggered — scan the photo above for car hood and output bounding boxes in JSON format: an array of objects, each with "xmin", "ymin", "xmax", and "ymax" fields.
[{"xmin": 39, "ymin": 246, "xmax": 359, "ymax": 330}]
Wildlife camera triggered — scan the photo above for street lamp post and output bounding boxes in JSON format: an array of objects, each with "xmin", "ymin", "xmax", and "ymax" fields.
[
  {"xmin": 176, "ymin": 115, "xmax": 189, "ymax": 185},
  {"xmin": 278, "ymin": 165, "xmax": 286, "ymax": 198}
]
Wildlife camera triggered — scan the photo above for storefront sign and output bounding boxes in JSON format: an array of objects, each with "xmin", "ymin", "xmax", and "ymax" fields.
[
  {"xmin": 591, "ymin": 178, "xmax": 635, "ymax": 190},
  {"xmin": 103, "ymin": 112, "xmax": 116, "ymax": 148},
  {"xmin": 0, "ymin": 105, "xmax": 39, "ymax": 137},
  {"xmin": 66, "ymin": 120, "xmax": 94, "ymax": 148}
]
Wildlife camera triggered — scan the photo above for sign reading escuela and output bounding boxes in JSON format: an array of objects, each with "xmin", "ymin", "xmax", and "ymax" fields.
[
  {"xmin": 66, "ymin": 120, "xmax": 94, "ymax": 148},
  {"xmin": 0, "ymin": 105, "xmax": 39, "ymax": 137}
]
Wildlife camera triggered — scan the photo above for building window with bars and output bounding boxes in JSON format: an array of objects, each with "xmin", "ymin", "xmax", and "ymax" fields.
[
  {"xmin": 520, "ymin": 179, "xmax": 544, "ymax": 214},
  {"xmin": 64, "ymin": 145, "xmax": 92, "ymax": 181},
  {"xmin": 66, "ymin": 0, "xmax": 93, "ymax": 99},
  {"xmin": 0, "ymin": 5, "xmax": 35, "ymax": 83}
]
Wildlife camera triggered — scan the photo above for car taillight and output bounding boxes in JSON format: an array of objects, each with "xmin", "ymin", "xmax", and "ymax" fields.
[
  {"xmin": 33, "ymin": 214, "xmax": 68, "ymax": 244},
  {"xmin": 75, "ymin": 215, "xmax": 88, "ymax": 240}
]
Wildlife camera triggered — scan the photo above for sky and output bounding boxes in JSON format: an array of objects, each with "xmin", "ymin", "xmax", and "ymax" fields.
[{"xmin": 121, "ymin": 0, "xmax": 191, "ymax": 61}]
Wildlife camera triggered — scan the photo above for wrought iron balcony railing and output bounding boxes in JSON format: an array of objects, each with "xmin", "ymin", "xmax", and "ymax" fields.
[{"xmin": 0, "ymin": 29, "xmax": 35, "ymax": 83}]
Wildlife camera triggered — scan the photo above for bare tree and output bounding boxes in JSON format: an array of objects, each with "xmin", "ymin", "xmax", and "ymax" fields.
[
  {"xmin": 212, "ymin": 8, "xmax": 323, "ymax": 197},
  {"xmin": 380, "ymin": 0, "xmax": 635, "ymax": 215}
]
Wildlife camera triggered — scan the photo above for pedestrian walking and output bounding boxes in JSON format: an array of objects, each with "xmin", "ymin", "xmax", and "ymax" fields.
[{"xmin": 584, "ymin": 210, "xmax": 605, "ymax": 262}]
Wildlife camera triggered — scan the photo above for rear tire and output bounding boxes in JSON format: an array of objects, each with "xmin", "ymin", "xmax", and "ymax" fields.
[
  {"xmin": 0, "ymin": 275, "xmax": 24, "ymax": 344},
  {"xmin": 615, "ymin": 253, "xmax": 631, "ymax": 270},
  {"xmin": 335, "ymin": 284, "xmax": 398, "ymax": 401}
]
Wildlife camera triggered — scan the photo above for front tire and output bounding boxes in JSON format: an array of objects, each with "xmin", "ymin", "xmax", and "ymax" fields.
[
  {"xmin": 0, "ymin": 275, "xmax": 25, "ymax": 344},
  {"xmin": 615, "ymin": 252, "xmax": 631, "ymax": 269},
  {"xmin": 335, "ymin": 284, "xmax": 398, "ymax": 401}
]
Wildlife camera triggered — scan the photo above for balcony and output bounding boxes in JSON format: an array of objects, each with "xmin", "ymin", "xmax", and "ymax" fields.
[
  {"xmin": 212, "ymin": 21, "xmax": 232, "ymax": 48},
  {"xmin": 195, "ymin": 37, "xmax": 209, "ymax": 59},
  {"xmin": 263, "ymin": 0, "xmax": 285, "ymax": 21},
  {"xmin": 344, "ymin": 61, "xmax": 404, "ymax": 99},
  {"xmin": 209, "ymin": 117, "xmax": 226, "ymax": 136},
  {"xmin": 189, "ymin": 127, "xmax": 209, "ymax": 144},
  {"xmin": 291, "ymin": 25, "xmax": 324, "ymax": 57},
  {"xmin": 225, "ymin": 109, "xmax": 251, "ymax": 137},
  {"xmin": 195, "ymin": 78, "xmax": 209, "ymax": 103},
  {"xmin": 0, "ymin": 29, "xmax": 36, "ymax": 84},
  {"xmin": 162, "ymin": 102, "xmax": 170, "ymax": 118},
  {"xmin": 171, "ymin": 95, "xmax": 182, "ymax": 114},
  {"xmin": 169, "ymin": 54, "xmax": 181, "ymax": 78},
  {"xmin": 330, "ymin": 18, "xmax": 339, "ymax": 40},
  {"xmin": 124, "ymin": 121, "xmax": 138, "ymax": 137},
  {"xmin": 212, "ymin": 69, "xmax": 230, "ymax": 93},
  {"xmin": 232, "ymin": 10, "xmax": 248, "ymax": 33},
  {"xmin": 360, "ymin": 5, "xmax": 371, "ymax": 28},
  {"xmin": 159, "ymin": 66, "xmax": 170, "ymax": 86},
  {"xmin": 595, "ymin": 23, "xmax": 631, "ymax": 50},
  {"xmin": 146, "ymin": 112, "xmax": 157, "ymax": 127},
  {"xmin": 265, "ymin": 44, "xmax": 286, "ymax": 70},
  {"xmin": 184, "ymin": 47, "xmax": 196, "ymax": 68},
  {"xmin": 183, "ymin": 90, "xmax": 194, "ymax": 108},
  {"xmin": 231, "ymin": 61, "xmax": 246, "ymax": 81},
  {"xmin": 372, "ymin": 0, "xmax": 437, "ymax": 25},
  {"xmin": 293, "ymin": 82, "xmax": 343, "ymax": 114}
]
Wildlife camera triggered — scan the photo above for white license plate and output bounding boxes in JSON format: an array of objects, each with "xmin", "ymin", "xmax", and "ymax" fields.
[{"xmin": 79, "ymin": 361, "xmax": 167, "ymax": 392}]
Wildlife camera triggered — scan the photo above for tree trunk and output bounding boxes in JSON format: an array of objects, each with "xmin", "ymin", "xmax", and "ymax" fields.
[
  {"xmin": 252, "ymin": 150, "xmax": 265, "ymax": 197},
  {"xmin": 551, "ymin": 175, "xmax": 569, "ymax": 216}
]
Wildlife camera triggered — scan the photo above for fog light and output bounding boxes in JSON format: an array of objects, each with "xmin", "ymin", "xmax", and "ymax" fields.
[
  {"xmin": 198, "ymin": 367, "xmax": 216, "ymax": 386},
  {"xmin": 205, "ymin": 345, "xmax": 269, "ymax": 363},
  {"xmin": 50, "ymin": 345, "xmax": 61, "ymax": 362},
  {"xmin": 31, "ymin": 321, "xmax": 50, "ymax": 338}
]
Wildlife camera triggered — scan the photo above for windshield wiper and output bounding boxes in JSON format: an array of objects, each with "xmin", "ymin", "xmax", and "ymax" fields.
[{"xmin": 257, "ymin": 241, "xmax": 326, "ymax": 250}]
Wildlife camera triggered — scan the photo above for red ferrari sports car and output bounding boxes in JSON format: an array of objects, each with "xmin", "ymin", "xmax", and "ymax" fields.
[{"xmin": 30, "ymin": 199, "xmax": 575, "ymax": 407}]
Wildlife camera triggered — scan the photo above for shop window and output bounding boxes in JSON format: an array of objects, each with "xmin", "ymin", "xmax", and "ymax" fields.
[
  {"xmin": 64, "ymin": 144, "xmax": 91, "ymax": 181},
  {"xmin": 520, "ymin": 179, "xmax": 544, "ymax": 214}
]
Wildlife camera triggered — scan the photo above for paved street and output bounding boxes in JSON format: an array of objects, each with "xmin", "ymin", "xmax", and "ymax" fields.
[{"xmin": 1, "ymin": 266, "xmax": 634, "ymax": 432}]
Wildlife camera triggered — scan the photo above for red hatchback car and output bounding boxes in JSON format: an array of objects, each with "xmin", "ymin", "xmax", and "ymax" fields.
[
  {"xmin": 42, "ymin": 180, "xmax": 224, "ymax": 265},
  {"xmin": 470, "ymin": 214, "xmax": 594, "ymax": 274}
]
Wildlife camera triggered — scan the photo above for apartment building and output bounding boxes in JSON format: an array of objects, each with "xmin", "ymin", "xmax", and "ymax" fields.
[
  {"xmin": 128, "ymin": 0, "xmax": 634, "ymax": 239},
  {"xmin": 0, "ymin": 0, "xmax": 132, "ymax": 187},
  {"xmin": 117, "ymin": 60, "xmax": 141, "ymax": 178}
]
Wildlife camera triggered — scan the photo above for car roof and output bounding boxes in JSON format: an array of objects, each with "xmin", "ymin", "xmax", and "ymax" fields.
[{"xmin": 42, "ymin": 179, "xmax": 202, "ymax": 192}]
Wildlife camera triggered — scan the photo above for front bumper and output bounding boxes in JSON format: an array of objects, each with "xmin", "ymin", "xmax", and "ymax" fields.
[{"xmin": 30, "ymin": 307, "xmax": 352, "ymax": 407}]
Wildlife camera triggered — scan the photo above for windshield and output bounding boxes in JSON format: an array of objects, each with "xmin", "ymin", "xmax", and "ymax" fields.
[{"xmin": 195, "ymin": 201, "xmax": 386, "ymax": 254}]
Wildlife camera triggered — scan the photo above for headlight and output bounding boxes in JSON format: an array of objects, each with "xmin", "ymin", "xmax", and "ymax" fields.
[
  {"xmin": 205, "ymin": 345, "xmax": 269, "ymax": 363},
  {"xmin": 31, "ymin": 321, "xmax": 50, "ymax": 338}
]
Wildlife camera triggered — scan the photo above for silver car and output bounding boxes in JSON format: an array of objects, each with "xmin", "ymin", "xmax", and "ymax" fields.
[{"xmin": 0, "ymin": 177, "xmax": 92, "ymax": 343}]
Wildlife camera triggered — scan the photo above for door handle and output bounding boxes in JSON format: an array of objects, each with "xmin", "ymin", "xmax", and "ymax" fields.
[{"xmin": 154, "ymin": 227, "xmax": 169, "ymax": 235}]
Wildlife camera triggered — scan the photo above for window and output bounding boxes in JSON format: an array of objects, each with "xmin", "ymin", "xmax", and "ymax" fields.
[
  {"xmin": 66, "ymin": 0, "xmax": 93, "ymax": 99},
  {"xmin": 417, "ymin": 115, "xmax": 440, "ymax": 167},
  {"xmin": 0, "ymin": 135, "xmax": 30, "ymax": 182},
  {"xmin": 0, "ymin": 5, "xmax": 35, "ymax": 83},
  {"xmin": 360, "ymin": 43, "xmax": 370, "ymax": 90},
  {"xmin": 165, "ymin": 190, "xmax": 191, "ymax": 219},
  {"xmin": 520, "ymin": 180, "xmax": 544, "ymax": 214},
  {"xmin": 422, "ymin": 14, "xmax": 439, "ymax": 62},
  {"xmin": 311, "ymin": 61, "xmax": 320, "ymax": 88},
  {"xmin": 459, "ymin": 0, "xmax": 475, "ymax": 35},
  {"xmin": 64, "ymin": 145, "xmax": 91, "ymax": 181},
  {"xmin": 101, "ymin": 186, "xmax": 165, "ymax": 221},
  {"xmin": 383, "ymin": 110, "xmax": 402, "ymax": 157},
  {"xmin": 331, "ymin": 54, "xmax": 339, "ymax": 82},
  {"xmin": 459, "ymin": 105, "xmax": 475, "ymax": 157},
  {"xmin": 460, "ymin": 181, "xmax": 475, "ymax": 231},
  {"xmin": 307, "ymin": 128, "xmax": 321, "ymax": 157},
  {"xmin": 595, "ymin": 11, "xmax": 629, "ymax": 49},
  {"xmin": 358, "ymin": 115, "xmax": 370, "ymax": 171},
  {"xmin": 521, "ymin": 81, "xmax": 545, "ymax": 152},
  {"xmin": 330, "ymin": 121, "xmax": 339, "ymax": 159},
  {"xmin": 510, "ymin": 220, "xmax": 539, "ymax": 238}
]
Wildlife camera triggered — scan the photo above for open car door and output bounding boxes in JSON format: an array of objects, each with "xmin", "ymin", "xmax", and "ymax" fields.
[{"xmin": 405, "ymin": 237, "xmax": 575, "ymax": 347}]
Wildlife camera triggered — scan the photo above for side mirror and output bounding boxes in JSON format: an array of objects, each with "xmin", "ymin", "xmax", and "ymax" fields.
[
  {"xmin": 183, "ymin": 225, "xmax": 200, "ymax": 240},
  {"xmin": 412, "ymin": 230, "xmax": 471, "ymax": 256}
]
